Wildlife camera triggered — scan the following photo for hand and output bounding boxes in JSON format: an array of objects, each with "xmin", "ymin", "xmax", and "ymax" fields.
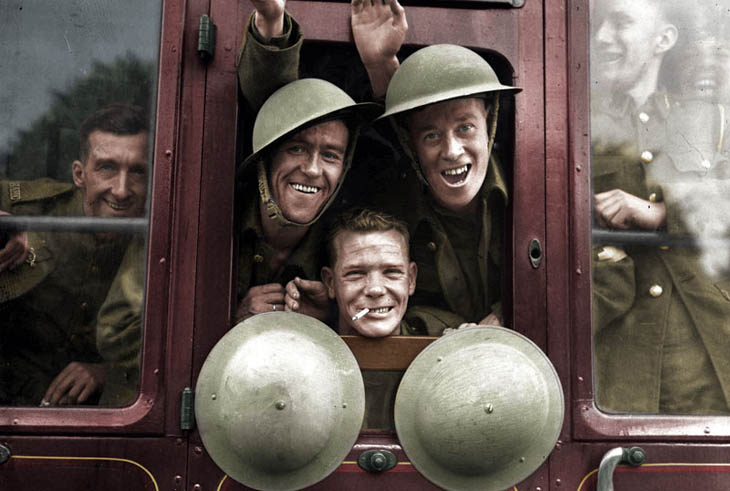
[
  {"xmin": 351, "ymin": 0, "xmax": 407, "ymax": 97},
  {"xmin": 0, "ymin": 210, "xmax": 29, "ymax": 273},
  {"xmin": 235, "ymin": 282, "xmax": 285, "ymax": 323},
  {"xmin": 594, "ymin": 189, "xmax": 667, "ymax": 230},
  {"xmin": 251, "ymin": 0, "xmax": 287, "ymax": 40},
  {"xmin": 42, "ymin": 362, "xmax": 106, "ymax": 406},
  {"xmin": 478, "ymin": 312, "xmax": 502, "ymax": 326},
  {"xmin": 284, "ymin": 277, "xmax": 330, "ymax": 322}
]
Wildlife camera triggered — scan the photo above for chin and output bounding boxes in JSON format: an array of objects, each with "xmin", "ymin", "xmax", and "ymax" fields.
[{"xmin": 355, "ymin": 322, "xmax": 400, "ymax": 338}]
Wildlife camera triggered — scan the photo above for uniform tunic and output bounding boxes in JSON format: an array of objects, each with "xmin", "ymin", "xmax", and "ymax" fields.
[
  {"xmin": 0, "ymin": 179, "xmax": 130, "ymax": 405},
  {"xmin": 592, "ymin": 92, "xmax": 730, "ymax": 413}
]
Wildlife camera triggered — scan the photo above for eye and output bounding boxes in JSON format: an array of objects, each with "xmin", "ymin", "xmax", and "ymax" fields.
[
  {"xmin": 322, "ymin": 151, "xmax": 343, "ymax": 162},
  {"xmin": 287, "ymin": 144, "xmax": 306, "ymax": 154},
  {"xmin": 458, "ymin": 123, "xmax": 475, "ymax": 132},
  {"xmin": 385, "ymin": 268, "xmax": 404, "ymax": 277},
  {"xmin": 423, "ymin": 132, "xmax": 439, "ymax": 143},
  {"xmin": 344, "ymin": 270, "xmax": 364, "ymax": 278}
]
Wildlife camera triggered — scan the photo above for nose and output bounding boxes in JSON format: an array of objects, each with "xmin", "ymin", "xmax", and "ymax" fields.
[
  {"xmin": 441, "ymin": 133, "xmax": 463, "ymax": 161},
  {"xmin": 364, "ymin": 273, "xmax": 386, "ymax": 297},
  {"xmin": 111, "ymin": 171, "xmax": 132, "ymax": 200},
  {"xmin": 595, "ymin": 21, "xmax": 612, "ymax": 45},
  {"xmin": 300, "ymin": 153, "xmax": 324, "ymax": 178}
]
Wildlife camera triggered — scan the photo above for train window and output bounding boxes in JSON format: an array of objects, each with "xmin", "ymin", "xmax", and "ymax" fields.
[
  {"xmin": 0, "ymin": 0, "xmax": 161, "ymax": 408},
  {"xmin": 590, "ymin": 0, "xmax": 730, "ymax": 416}
]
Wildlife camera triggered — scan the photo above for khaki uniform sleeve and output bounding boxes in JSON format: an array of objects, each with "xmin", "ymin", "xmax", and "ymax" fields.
[
  {"xmin": 404, "ymin": 305, "xmax": 467, "ymax": 337},
  {"xmin": 238, "ymin": 11, "xmax": 302, "ymax": 113},
  {"xmin": 96, "ymin": 238, "xmax": 145, "ymax": 406}
]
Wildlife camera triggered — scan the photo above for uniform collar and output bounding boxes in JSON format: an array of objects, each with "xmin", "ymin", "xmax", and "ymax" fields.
[{"xmin": 601, "ymin": 90, "xmax": 672, "ymax": 120}]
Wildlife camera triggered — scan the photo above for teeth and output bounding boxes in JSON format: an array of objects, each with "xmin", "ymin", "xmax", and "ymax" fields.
[
  {"xmin": 292, "ymin": 183, "xmax": 320, "ymax": 194},
  {"xmin": 442, "ymin": 165, "xmax": 469, "ymax": 176},
  {"xmin": 371, "ymin": 307, "xmax": 391, "ymax": 314},
  {"xmin": 105, "ymin": 200, "xmax": 129, "ymax": 210}
]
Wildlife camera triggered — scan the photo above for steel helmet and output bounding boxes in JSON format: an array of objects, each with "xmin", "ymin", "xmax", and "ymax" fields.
[
  {"xmin": 379, "ymin": 44, "xmax": 520, "ymax": 120},
  {"xmin": 395, "ymin": 325, "xmax": 563, "ymax": 491},
  {"xmin": 195, "ymin": 312, "xmax": 365, "ymax": 491},
  {"xmin": 241, "ymin": 78, "xmax": 381, "ymax": 227}
]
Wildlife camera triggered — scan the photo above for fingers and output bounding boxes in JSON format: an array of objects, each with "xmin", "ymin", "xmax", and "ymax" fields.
[
  {"xmin": 293, "ymin": 277, "xmax": 326, "ymax": 294},
  {"xmin": 0, "ymin": 233, "xmax": 28, "ymax": 272}
]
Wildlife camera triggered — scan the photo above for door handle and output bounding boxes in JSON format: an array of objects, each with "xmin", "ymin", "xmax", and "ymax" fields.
[{"xmin": 597, "ymin": 446, "xmax": 646, "ymax": 491}]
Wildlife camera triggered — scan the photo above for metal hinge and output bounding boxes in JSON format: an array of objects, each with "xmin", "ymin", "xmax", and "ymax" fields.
[
  {"xmin": 180, "ymin": 387, "xmax": 195, "ymax": 431},
  {"xmin": 197, "ymin": 14, "xmax": 217, "ymax": 60}
]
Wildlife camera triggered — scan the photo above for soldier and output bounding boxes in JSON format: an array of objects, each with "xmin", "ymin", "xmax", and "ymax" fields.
[
  {"xmin": 320, "ymin": 208, "xmax": 416, "ymax": 429},
  {"xmin": 0, "ymin": 103, "xmax": 149, "ymax": 406},
  {"xmin": 347, "ymin": 1, "xmax": 520, "ymax": 335},
  {"xmin": 234, "ymin": 0, "xmax": 378, "ymax": 324},
  {"xmin": 590, "ymin": 0, "xmax": 730, "ymax": 413},
  {"xmin": 321, "ymin": 208, "xmax": 417, "ymax": 338}
]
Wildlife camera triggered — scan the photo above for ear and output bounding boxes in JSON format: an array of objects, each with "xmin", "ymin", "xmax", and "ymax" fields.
[
  {"xmin": 321, "ymin": 267, "xmax": 337, "ymax": 299},
  {"xmin": 655, "ymin": 24, "xmax": 678, "ymax": 55},
  {"xmin": 71, "ymin": 160, "xmax": 86, "ymax": 189},
  {"xmin": 408, "ymin": 261, "xmax": 417, "ymax": 295}
]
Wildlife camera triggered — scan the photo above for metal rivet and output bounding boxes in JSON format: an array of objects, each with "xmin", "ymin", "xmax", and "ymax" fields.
[
  {"xmin": 193, "ymin": 485, "xmax": 201, "ymax": 491},
  {"xmin": 519, "ymin": 456, "xmax": 525, "ymax": 462},
  {"xmin": 342, "ymin": 402, "xmax": 348, "ymax": 408},
  {"xmin": 485, "ymin": 403, "xmax": 494, "ymax": 414},
  {"xmin": 275, "ymin": 401, "xmax": 286, "ymax": 410},
  {"xmin": 705, "ymin": 426, "xmax": 711, "ymax": 434},
  {"xmin": 194, "ymin": 446, "xmax": 202, "ymax": 455},
  {"xmin": 437, "ymin": 356, "xmax": 443, "ymax": 362},
  {"xmin": 211, "ymin": 394, "xmax": 216, "ymax": 400},
  {"xmin": 640, "ymin": 150, "xmax": 654, "ymax": 163}
]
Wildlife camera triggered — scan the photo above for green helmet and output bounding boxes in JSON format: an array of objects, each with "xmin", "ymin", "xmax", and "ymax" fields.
[
  {"xmin": 379, "ymin": 44, "xmax": 520, "ymax": 120},
  {"xmin": 241, "ymin": 78, "xmax": 380, "ymax": 227},
  {"xmin": 195, "ymin": 312, "xmax": 365, "ymax": 491},
  {"xmin": 394, "ymin": 326, "xmax": 563, "ymax": 491}
]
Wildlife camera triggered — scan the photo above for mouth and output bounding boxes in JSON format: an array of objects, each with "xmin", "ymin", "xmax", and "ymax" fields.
[
  {"xmin": 441, "ymin": 164, "xmax": 471, "ymax": 185},
  {"xmin": 290, "ymin": 183, "xmax": 321, "ymax": 195},
  {"xmin": 104, "ymin": 199, "xmax": 131, "ymax": 212},
  {"xmin": 694, "ymin": 78, "xmax": 718, "ymax": 93},
  {"xmin": 363, "ymin": 306, "xmax": 394, "ymax": 316},
  {"xmin": 597, "ymin": 51, "xmax": 621, "ymax": 64}
]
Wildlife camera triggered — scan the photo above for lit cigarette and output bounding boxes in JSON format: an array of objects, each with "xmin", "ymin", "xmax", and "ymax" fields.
[{"xmin": 352, "ymin": 308, "xmax": 370, "ymax": 321}]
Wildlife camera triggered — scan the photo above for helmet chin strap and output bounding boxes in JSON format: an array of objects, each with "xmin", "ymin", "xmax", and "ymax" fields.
[
  {"xmin": 256, "ymin": 127, "xmax": 360, "ymax": 228},
  {"xmin": 391, "ymin": 93, "xmax": 502, "ymax": 187}
]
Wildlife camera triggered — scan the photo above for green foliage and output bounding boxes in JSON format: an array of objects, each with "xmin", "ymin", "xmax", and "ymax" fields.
[{"xmin": 4, "ymin": 53, "xmax": 154, "ymax": 181}]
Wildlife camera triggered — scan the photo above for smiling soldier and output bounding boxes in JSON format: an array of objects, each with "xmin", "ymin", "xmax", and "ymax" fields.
[
  {"xmin": 321, "ymin": 208, "xmax": 417, "ymax": 338},
  {"xmin": 347, "ymin": 0, "xmax": 520, "ymax": 334},
  {"xmin": 0, "ymin": 103, "xmax": 149, "ymax": 406},
  {"xmin": 234, "ymin": 0, "xmax": 378, "ymax": 323}
]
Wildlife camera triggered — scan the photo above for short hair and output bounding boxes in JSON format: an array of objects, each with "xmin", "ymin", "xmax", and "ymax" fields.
[
  {"xmin": 79, "ymin": 104, "xmax": 148, "ymax": 163},
  {"xmin": 326, "ymin": 208, "xmax": 410, "ymax": 266}
]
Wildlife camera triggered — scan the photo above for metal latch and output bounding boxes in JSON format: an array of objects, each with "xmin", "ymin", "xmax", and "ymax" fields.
[
  {"xmin": 358, "ymin": 449, "xmax": 397, "ymax": 473},
  {"xmin": 197, "ymin": 14, "xmax": 217, "ymax": 60},
  {"xmin": 180, "ymin": 387, "xmax": 195, "ymax": 431},
  {"xmin": 528, "ymin": 238, "xmax": 543, "ymax": 269}
]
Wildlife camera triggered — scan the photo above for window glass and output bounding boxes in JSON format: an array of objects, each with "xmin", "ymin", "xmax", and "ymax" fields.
[
  {"xmin": 590, "ymin": 0, "xmax": 730, "ymax": 414},
  {"xmin": 0, "ymin": 0, "xmax": 161, "ymax": 407}
]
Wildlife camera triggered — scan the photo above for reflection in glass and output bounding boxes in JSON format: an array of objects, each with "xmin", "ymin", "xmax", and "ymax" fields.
[
  {"xmin": 0, "ymin": 0, "xmax": 161, "ymax": 407},
  {"xmin": 590, "ymin": 0, "xmax": 730, "ymax": 414}
]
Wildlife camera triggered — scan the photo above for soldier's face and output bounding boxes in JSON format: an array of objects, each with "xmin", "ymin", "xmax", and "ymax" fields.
[
  {"xmin": 677, "ymin": 37, "xmax": 730, "ymax": 102},
  {"xmin": 322, "ymin": 230, "xmax": 417, "ymax": 338},
  {"xmin": 592, "ymin": 0, "xmax": 675, "ymax": 93},
  {"xmin": 72, "ymin": 130, "xmax": 149, "ymax": 218},
  {"xmin": 268, "ymin": 120, "xmax": 348, "ymax": 224},
  {"xmin": 407, "ymin": 98, "xmax": 490, "ymax": 215}
]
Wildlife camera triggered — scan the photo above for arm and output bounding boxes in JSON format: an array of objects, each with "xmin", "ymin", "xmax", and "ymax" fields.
[
  {"xmin": 238, "ymin": 0, "xmax": 303, "ymax": 112},
  {"xmin": 351, "ymin": 0, "xmax": 407, "ymax": 99},
  {"xmin": 594, "ymin": 189, "xmax": 666, "ymax": 230}
]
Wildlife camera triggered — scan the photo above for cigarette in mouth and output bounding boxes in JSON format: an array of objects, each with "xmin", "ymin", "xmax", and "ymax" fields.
[{"xmin": 352, "ymin": 308, "xmax": 370, "ymax": 321}]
